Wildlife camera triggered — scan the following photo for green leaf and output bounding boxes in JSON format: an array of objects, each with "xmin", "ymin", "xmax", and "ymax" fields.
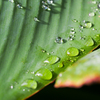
[
  {"xmin": 55, "ymin": 49, "xmax": 100, "ymax": 88},
  {"xmin": 0, "ymin": 0, "xmax": 100, "ymax": 100}
]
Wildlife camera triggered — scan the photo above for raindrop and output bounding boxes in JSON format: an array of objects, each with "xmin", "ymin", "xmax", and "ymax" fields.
[
  {"xmin": 9, "ymin": 0, "xmax": 14, "ymax": 3},
  {"xmin": 35, "ymin": 68, "xmax": 52, "ymax": 80},
  {"xmin": 72, "ymin": 19, "xmax": 78, "ymax": 22},
  {"xmin": 55, "ymin": 37, "xmax": 64, "ymax": 44},
  {"xmin": 47, "ymin": 0, "xmax": 55, "ymax": 5},
  {"xmin": 44, "ymin": 55, "xmax": 60, "ymax": 64},
  {"xmin": 21, "ymin": 80, "xmax": 37, "ymax": 89},
  {"xmin": 10, "ymin": 85, "xmax": 13, "ymax": 89},
  {"xmin": 84, "ymin": 22, "xmax": 92, "ymax": 28},
  {"xmin": 34, "ymin": 17, "xmax": 40, "ymax": 22},
  {"xmin": 97, "ymin": 2, "xmax": 100, "ymax": 9},
  {"xmin": 91, "ymin": 1, "xmax": 97, "ymax": 4},
  {"xmin": 66, "ymin": 47, "xmax": 79, "ymax": 56},
  {"xmin": 58, "ymin": 62, "xmax": 63, "ymax": 68},
  {"xmin": 17, "ymin": 3, "xmax": 23, "ymax": 9},
  {"xmin": 42, "ymin": 4, "xmax": 51, "ymax": 11},
  {"xmin": 80, "ymin": 48, "xmax": 85, "ymax": 52},
  {"xmin": 85, "ymin": 37, "xmax": 94, "ymax": 46},
  {"xmin": 89, "ymin": 12, "xmax": 95, "ymax": 17}
]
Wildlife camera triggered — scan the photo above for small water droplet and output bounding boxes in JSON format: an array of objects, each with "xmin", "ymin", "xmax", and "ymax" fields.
[
  {"xmin": 23, "ymin": 89, "xmax": 25, "ymax": 91},
  {"xmin": 66, "ymin": 47, "xmax": 79, "ymax": 56},
  {"xmin": 42, "ymin": 49, "xmax": 46, "ymax": 53},
  {"xmin": 31, "ymin": 71, "xmax": 34, "ymax": 74},
  {"xmin": 67, "ymin": 36, "xmax": 74, "ymax": 41},
  {"xmin": 21, "ymin": 80, "xmax": 37, "ymax": 89},
  {"xmin": 58, "ymin": 62, "xmax": 63, "ymax": 68},
  {"xmin": 42, "ymin": 4, "xmax": 51, "ymax": 11},
  {"xmin": 35, "ymin": 68, "xmax": 52, "ymax": 80},
  {"xmin": 44, "ymin": 55, "xmax": 60, "ymax": 64},
  {"xmin": 91, "ymin": 1, "xmax": 97, "ymax": 4},
  {"xmin": 47, "ymin": 52, "xmax": 50, "ymax": 55},
  {"xmin": 47, "ymin": 0, "xmax": 55, "ymax": 5},
  {"xmin": 34, "ymin": 17, "xmax": 40, "ymax": 22},
  {"xmin": 70, "ymin": 59, "xmax": 74, "ymax": 62},
  {"xmin": 85, "ymin": 37, "xmax": 94, "ymax": 46},
  {"xmin": 10, "ymin": 85, "xmax": 13, "ymax": 89},
  {"xmin": 97, "ymin": 2, "xmax": 100, "ymax": 9},
  {"xmin": 55, "ymin": 37, "xmax": 64, "ymax": 44},
  {"xmin": 80, "ymin": 36, "xmax": 85, "ymax": 40},
  {"xmin": 80, "ymin": 48, "xmax": 85, "ymax": 52},
  {"xmin": 84, "ymin": 22, "xmax": 92, "ymax": 28},
  {"xmin": 72, "ymin": 19, "xmax": 78, "ymax": 22},
  {"xmin": 79, "ymin": 25, "xmax": 84, "ymax": 29},
  {"xmin": 9, "ymin": 0, "xmax": 14, "ymax": 3},
  {"xmin": 17, "ymin": 3, "xmax": 23, "ymax": 9},
  {"xmin": 89, "ymin": 12, "xmax": 95, "ymax": 17}
]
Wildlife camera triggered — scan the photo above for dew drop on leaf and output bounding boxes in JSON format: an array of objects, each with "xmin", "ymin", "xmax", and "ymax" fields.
[
  {"xmin": 84, "ymin": 22, "xmax": 92, "ymax": 28},
  {"xmin": 44, "ymin": 55, "xmax": 60, "ymax": 64},
  {"xmin": 42, "ymin": 4, "xmax": 51, "ymax": 11},
  {"xmin": 85, "ymin": 37, "xmax": 94, "ymax": 46},
  {"xmin": 91, "ymin": 1, "xmax": 97, "ymax": 4},
  {"xmin": 35, "ymin": 68, "xmax": 52, "ymax": 80},
  {"xmin": 34, "ymin": 17, "xmax": 40, "ymax": 22},
  {"xmin": 58, "ymin": 62, "xmax": 63, "ymax": 68},
  {"xmin": 80, "ymin": 48, "xmax": 85, "ymax": 52},
  {"xmin": 66, "ymin": 47, "xmax": 79, "ymax": 56},
  {"xmin": 47, "ymin": 0, "xmax": 55, "ymax": 5},
  {"xmin": 21, "ymin": 80, "xmax": 37, "ymax": 89},
  {"xmin": 17, "ymin": 3, "xmax": 23, "ymax": 9},
  {"xmin": 89, "ymin": 12, "xmax": 95, "ymax": 17},
  {"xmin": 55, "ymin": 37, "xmax": 64, "ymax": 44},
  {"xmin": 9, "ymin": 0, "xmax": 14, "ymax": 3}
]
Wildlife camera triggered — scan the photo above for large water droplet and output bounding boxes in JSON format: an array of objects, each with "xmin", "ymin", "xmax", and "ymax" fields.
[
  {"xmin": 21, "ymin": 80, "xmax": 37, "ymax": 89},
  {"xmin": 44, "ymin": 56, "xmax": 60, "ymax": 64},
  {"xmin": 85, "ymin": 37, "xmax": 94, "ymax": 46},
  {"xmin": 84, "ymin": 22, "xmax": 92, "ymax": 28},
  {"xmin": 66, "ymin": 47, "xmax": 79, "ymax": 56},
  {"xmin": 58, "ymin": 62, "xmax": 63, "ymax": 68},
  {"xmin": 35, "ymin": 68, "xmax": 52, "ymax": 80}
]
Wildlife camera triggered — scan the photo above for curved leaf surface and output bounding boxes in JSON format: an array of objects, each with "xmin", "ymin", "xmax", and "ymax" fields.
[{"xmin": 0, "ymin": 0, "xmax": 100, "ymax": 100}]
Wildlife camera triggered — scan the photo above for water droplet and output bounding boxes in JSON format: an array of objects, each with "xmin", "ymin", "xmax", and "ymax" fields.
[
  {"xmin": 71, "ymin": 27, "xmax": 75, "ymax": 31},
  {"xmin": 84, "ymin": 22, "xmax": 92, "ymax": 28},
  {"xmin": 47, "ymin": 52, "xmax": 50, "ymax": 55},
  {"xmin": 23, "ymin": 89, "xmax": 25, "ymax": 91},
  {"xmin": 55, "ymin": 37, "xmax": 64, "ymax": 44},
  {"xmin": 70, "ymin": 59, "xmax": 74, "ymax": 62},
  {"xmin": 9, "ymin": 0, "xmax": 14, "ymax": 3},
  {"xmin": 44, "ymin": 56, "xmax": 60, "ymax": 64},
  {"xmin": 47, "ymin": 0, "xmax": 55, "ymax": 5},
  {"xmin": 58, "ymin": 62, "xmax": 63, "ymax": 68},
  {"xmin": 91, "ymin": 1, "xmax": 97, "ymax": 4},
  {"xmin": 97, "ymin": 3, "xmax": 100, "ymax": 9},
  {"xmin": 80, "ymin": 48, "xmax": 85, "ymax": 52},
  {"xmin": 34, "ymin": 17, "xmax": 40, "ymax": 22},
  {"xmin": 66, "ymin": 47, "xmax": 79, "ymax": 56},
  {"xmin": 79, "ymin": 25, "xmax": 84, "ymax": 29},
  {"xmin": 31, "ymin": 71, "xmax": 34, "ymax": 74},
  {"xmin": 72, "ymin": 19, "xmax": 78, "ymax": 22},
  {"xmin": 10, "ymin": 85, "xmax": 13, "ymax": 89},
  {"xmin": 17, "ymin": 3, "xmax": 23, "ymax": 9},
  {"xmin": 42, "ymin": 49, "xmax": 46, "ymax": 53},
  {"xmin": 85, "ymin": 37, "xmax": 94, "ymax": 46},
  {"xmin": 80, "ymin": 36, "xmax": 85, "ymax": 40},
  {"xmin": 42, "ymin": 4, "xmax": 51, "ymax": 11},
  {"xmin": 35, "ymin": 68, "xmax": 52, "ymax": 80},
  {"xmin": 89, "ymin": 12, "xmax": 95, "ymax": 17},
  {"xmin": 67, "ymin": 36, "xmax": 74, "ymax": 41},
  {"xmin": 21, "ymin": 80, "xmax": 37, "ymax": 89}
]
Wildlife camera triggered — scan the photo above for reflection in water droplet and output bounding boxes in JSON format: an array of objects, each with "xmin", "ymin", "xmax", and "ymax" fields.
[
  {"xmin": 42, "ymin": 4, "xmax": 51, "ymax": 11},
  {"xmin": 89, "ymin": 12, "xmax": 95, "ymax": 17},
  {"xmin": 21, "ymin": 80, "xmax": 37, "ymax": 89},
  {"xmin": 44, "ymin": 56, "xmax": 60, "ymax": 64},
  {"xmin": 58, "ymin": 62, "xmax": 63, "ymax": 68},
  {"xmin": 84, "ymin": 22, "xmax": 92, "ymax": 28},
  {"xmin": 10, "ymin": 85, "xmax": 13, "ymax": 89},
  {"xmin": 85, "ymin": 37, "xmax": 94, "ymax": 46},
  {"xmin": 17, "ymin": 3, "xmax": 23, "ymax": 9},
  {"xmin": 66, "ymin": 47, "xmax": 79, "ymax": 56},
  {"xmin": 34, "ymin": 17, "xmax": 40, "ymax": 22},
  {"xmin": 55, "ymin": 37, "xmax": 64, "ymax": 44},
  {"xmin": 35, "ymin": 68, "xmax": 52, "ymax": 80}
]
